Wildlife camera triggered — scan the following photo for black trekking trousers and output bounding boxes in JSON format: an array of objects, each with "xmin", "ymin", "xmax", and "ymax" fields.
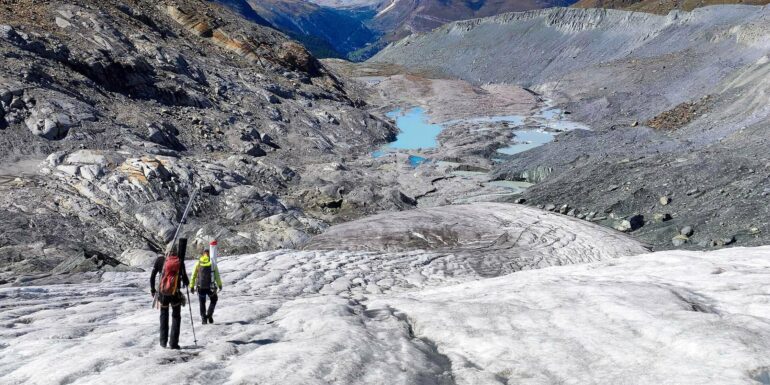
[
  {"xmin": 159, "ymin": 294, "xmax": 182, "ymax": 347},
  {"xmin": 198, "ymin": 288, "xmax": 218, "ymax": 319}
]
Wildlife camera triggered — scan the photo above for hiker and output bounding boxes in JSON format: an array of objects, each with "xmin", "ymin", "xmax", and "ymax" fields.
[
  {"xmin": 150, "ymin": 243, "xmax": 190, "ymax": 349},
  {"xmin": 190, "ymin": 249, "xmax": 222, "ymax": 325}
]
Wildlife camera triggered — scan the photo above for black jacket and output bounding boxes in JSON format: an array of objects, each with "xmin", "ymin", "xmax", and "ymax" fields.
[{"xmin": 150, "ymin": 255, "xmax": 190, "ymax": 294}]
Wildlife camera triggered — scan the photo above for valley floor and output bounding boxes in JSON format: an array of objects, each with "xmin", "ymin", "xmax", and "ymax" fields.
[{"xmin": 3, "ymin": 205, "xmax": 770, "ymax": 384}]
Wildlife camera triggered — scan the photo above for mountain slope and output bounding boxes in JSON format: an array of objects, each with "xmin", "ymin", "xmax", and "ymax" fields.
[
  {"xmin": 218, "ymin": 0, "xmax": 581, "ymax": 61},
  {"xmin": 572, "ymin": 0, "xmax": 770, "ymax": 14},
  {"xmin": 371, "ymin": 0, "xmax": 579, "ymax": 42},
  {"xmin": 214, "ymin": 0, "xmax": 380, "ymax": 59},
  {"xmin": 0, "ymin": 0, "xmax": 400, "ymax": 282},
  {"xmin": 370, "ymin": 6, "xmax": 770, "ymax": 249}
]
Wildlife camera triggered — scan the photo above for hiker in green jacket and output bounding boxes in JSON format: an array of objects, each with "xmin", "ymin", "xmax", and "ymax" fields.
[{"xmin": 190, "ymin": 250, "xmax": 222, "ymax": 324}]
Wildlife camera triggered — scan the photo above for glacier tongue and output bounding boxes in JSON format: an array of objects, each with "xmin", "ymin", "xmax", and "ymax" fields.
[{"xmin": 1, "ymin": 205, "xmax": 769, "ymax": 384}]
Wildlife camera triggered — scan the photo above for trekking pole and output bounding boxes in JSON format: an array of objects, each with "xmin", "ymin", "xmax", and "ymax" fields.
[{"xmin": 186, "ymin": 285, "xmax": 198, "ymax": 347}]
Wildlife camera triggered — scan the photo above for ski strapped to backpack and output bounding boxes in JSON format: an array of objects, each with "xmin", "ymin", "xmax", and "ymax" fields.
[
  {"xmin": 209, "ymin": 240, "xmax": 218, "ymax": 289},
  {"xmin": 153, "ymin": 187, "xmax": 198, "ymax": 308}
]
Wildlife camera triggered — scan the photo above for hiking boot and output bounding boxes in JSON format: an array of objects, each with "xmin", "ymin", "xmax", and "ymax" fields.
[
  {"xmin": 208, "ymin": 315, "xmax": 214, "ymax": 324},
  {"xmin": 169, "ymin": 345, "xmax": 181, "ymax": 350},
  {"xmin": 160, "ymin": 343, "xmax": 167, "ymax": 348},
  {"xmin": 201, "ymin": 317, "xmax": 208, "ymax": 325}
]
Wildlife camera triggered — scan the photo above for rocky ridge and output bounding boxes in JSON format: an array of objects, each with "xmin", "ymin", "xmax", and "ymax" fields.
[
  {"xmin": 0, "ymin": 0, "xmax": 404, "ymax": 283},
  {"xmin": 572, "ymin": 0, "xmax": 770, "ymax": 15}
]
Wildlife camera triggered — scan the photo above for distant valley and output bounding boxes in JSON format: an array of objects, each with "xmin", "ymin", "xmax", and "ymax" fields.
[{"xmin": 215, "ymin": 0, "xmax": 578, "ymax": 60}]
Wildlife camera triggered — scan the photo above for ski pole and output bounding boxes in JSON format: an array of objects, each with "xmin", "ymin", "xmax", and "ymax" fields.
[{"xmin": 186, "ymin": 285, "xmax": 198, "ymax": 347}]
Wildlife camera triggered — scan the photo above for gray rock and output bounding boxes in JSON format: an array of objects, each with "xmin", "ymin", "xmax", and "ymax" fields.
[
  {"xmin": 715, "ymin": 236, "xmax": 736, "ymax": 247},
  {"xmin": 56, "ymin": 164, "xmax": 80, "ymax": 177},
  {"xmin": 134, "ymin": 202, "xmax": 177, "ymax": 243},
  {"xmin": 24, "ymin": 95, "xmax": 96, "ymax": 140},
  {"xmin": 614, "ymin": 214, "xmax": 644, "ymax": 233},
  {"xmin": 79, "ymin": 164, "xmax": 103, "ymax": 181},
  {"xmin": 680, "ymin": 226, "xmax": 694, "ymax": 237},
  {"xmin": 243, "ymin": 143, "xmax": 267, "ymax": 157},
  {"xmin": 46, "ymin": 151, "xmax": 67, "ymax": 167},
  {"xmin": 119, "ymin": 249, "xmax": 157, "ymax": 267},
  {"xmin": 672, "ymin": 235, "xmax": 689, "ymax": 247}
]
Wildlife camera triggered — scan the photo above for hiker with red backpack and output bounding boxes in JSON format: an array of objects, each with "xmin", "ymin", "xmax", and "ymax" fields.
[{"xmin": 150, "ymin": 242, "xmax": 190, "ymax": 349}]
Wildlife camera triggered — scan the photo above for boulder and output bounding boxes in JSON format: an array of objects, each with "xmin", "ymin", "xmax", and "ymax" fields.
[
  {"xmin": 243, "ymin": 143, "xmax": 267, "ymax": 157},
  {"xmin": 680, "ymin": 226, "xmax": 694, "ymax": 237},
  {"xmin": 134, "ymin": 202, "xmax": 177, "ymax": 243},
  {"xmin": 614, "ymin": 214, "xmax": 644, "ymax": 233},
  {"xmin": 79, "ymin": 164, "xmax": 104, "ymax": 181},
  {"xmin": 147, "ymin": 123, "xmax": 184, "ymax": 151},
  {"xmin": 653, "ymin": 213, "xmax": 672, "ymax": 222},
  {"xmin": 65, "ymin": 150, "xmax": 114, "ymax": 166},
  {"xmin": 56, "ymin": 164, "xmax": 80, "ymax": 177},
  {"xmin": 715, "ymin": 236, "xmax": 736, "ymax": 247},
  {"xmin": 672, "ymin": 234, "xmax": 689, "ymax": 247},
  {"xmin": 659, "ymin": 196, "xmax": 670, "ymax": 205},
  {"xmin": 119, "ymin": 249, "xmax": 158, "ymax": 267},
  {"xmin": 24, "ymin": 95, "xmax": 96, "ymax": 140},
  {"xmin": 46, "ymin": 151, "xmax": 67, "ymax": 167}
]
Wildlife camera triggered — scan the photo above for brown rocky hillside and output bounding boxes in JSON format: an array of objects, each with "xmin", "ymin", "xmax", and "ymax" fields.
[{"xmin": 573, "ymin": 0, "xmax": 770, "ymax": 14}]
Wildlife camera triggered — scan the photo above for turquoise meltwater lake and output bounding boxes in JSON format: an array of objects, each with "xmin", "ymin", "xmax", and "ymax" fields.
[
  {"xmin": 385, "ymin": 107, "xmax": 443, "ymax": 150},
  {"xmin": 375, "ymin": 104, "xmax": 586, "ymax": 162},
  {"xmin": 496, "ymin": 129, "xmax": 555, "ymax": 155}
]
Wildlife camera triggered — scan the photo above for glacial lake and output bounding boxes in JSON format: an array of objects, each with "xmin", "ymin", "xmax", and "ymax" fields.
[
  {"xmin": 384, "ymin": 107, "xmax": 442, "ymax": 150},
  {"xmin": 375, "ymin": 104, "xmax": 588, "ymax": 160},
  {"xmin": 496, "ymin": 129, "xmax": 555, "ymax": 155}
]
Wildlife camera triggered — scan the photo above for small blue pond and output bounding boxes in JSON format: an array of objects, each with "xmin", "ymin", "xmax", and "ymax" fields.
[
  {"xmin": 496, "ymin": 130, "xmax": 555, "ymax": 155},
  {"xmin": 408, "ymin": 155, "xmax": 427, "ymax": 167},
  {"xmin": 385, "ymin": 107, "xmax": 443, "ymax": 150}
]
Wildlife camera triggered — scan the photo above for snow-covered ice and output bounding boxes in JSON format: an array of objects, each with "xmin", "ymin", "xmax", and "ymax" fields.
[
  {"xmin": 374, "ymin": 247, "xmax": 770, "ymax": 384},
  {"xmin": 2, "ymin": 204, "xmax": 770, "ymax": 384}
]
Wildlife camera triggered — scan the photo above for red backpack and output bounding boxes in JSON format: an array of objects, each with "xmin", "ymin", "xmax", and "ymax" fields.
[{"xmin": 159, "ymin": 255, "xmax": 181, "ymax": 296}]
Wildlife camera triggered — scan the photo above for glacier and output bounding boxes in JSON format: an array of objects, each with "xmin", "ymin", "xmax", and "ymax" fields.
[{"xmin": 2, "ymin": 204, "xmax": 770, "ymax": 384}]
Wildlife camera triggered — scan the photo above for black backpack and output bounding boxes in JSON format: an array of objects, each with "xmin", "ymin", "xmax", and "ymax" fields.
[{"xmin": 198, "ymin": 265, "xmax": 212, "ymax": 290}]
